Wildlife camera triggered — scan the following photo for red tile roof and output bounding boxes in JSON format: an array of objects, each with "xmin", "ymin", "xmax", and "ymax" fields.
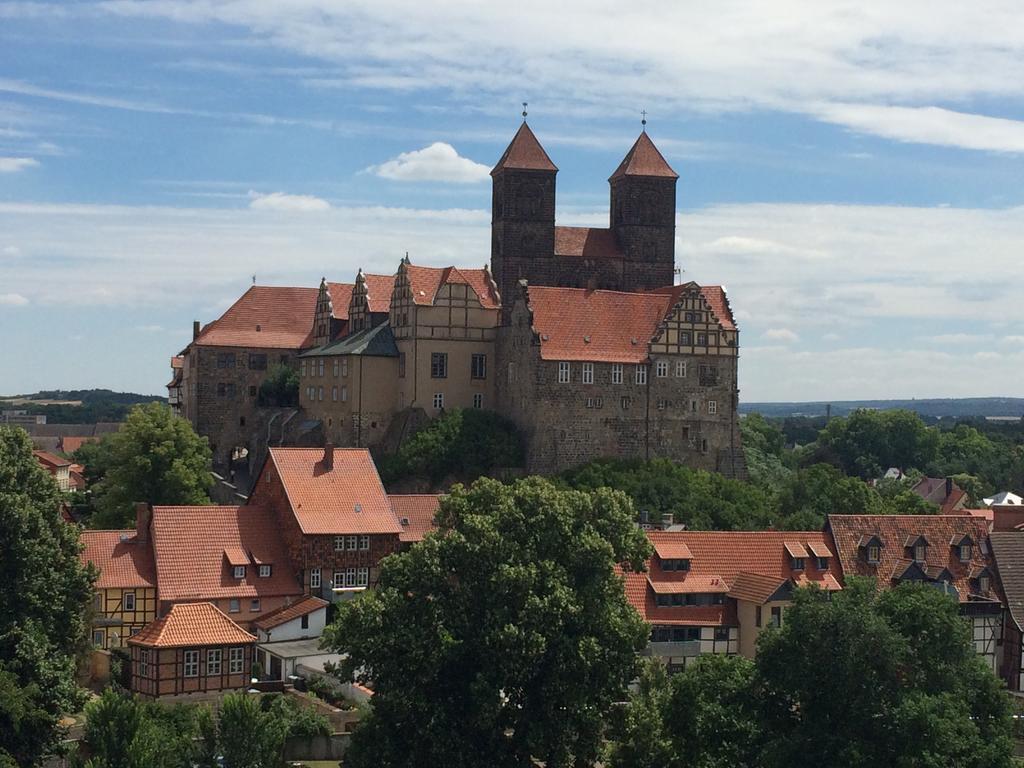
[
  {"xmin": 34, "ymin": 449, "xmax": 71, "ymax": 469},
  {"xmin": 252, "ymin": 596, "xmax": 328, "ymax": 631},
  {"xmin": 827, "ymin": 514, "xmax": 998, "ymax": 603},
  {"xmin": 650, "ymin": 283, "xmax": 737, "ymax": 331},
  {"xmin": 128, "ymin": 602, "xmax": 255, "ymax": 648},
  {"xmin": 492, "ymin": 122, "xmax": 557, "ymax": 173},
  {"xmin": 652, "ymin": 539, "xmax": 693, "ymax": 560},
  {"xmin": 194, "ymin": 285, "xmax": 317, "ymax": 349},
  {"xmin": 609, "ymin": 132, "xmax": 678, "ymax": 180},
  {"xmin": 728, "ymin": 571, "xmax": 789, "ymax": 604},
  {"xmin": 151, "ymin": 505, "xmax": 302, "ymax": 602},
  {"xmin": 60, "ymin": 436, "xmax": 97, "ymax": 455},
  {"xmin": 405, "ymin": 264, "xmax": 500, "ymax": 309},
  {"xmin": 389, "ymin": 494, "xmax": 442, "ymax": 543},
  {"xmin": 553, "ymin": 227, "xmax": 624, "ymax": 260},
  {"xmin": 360, "ymin": 273, "xmax": 397, "ymax": 313},
  {"xmin": 326, "ymin": 282, "xmax": 354, "ymax": 321},
  {"xmin": 79, "ymin": 530, "xmax": 157, "ymax": 589},
  {"xmin": 265, "ymin": 448, "xmax": 402, "ymax": 536},
  {"xmin": 527, "ymin": 286, "xmax": 672, "ymax": 363}
]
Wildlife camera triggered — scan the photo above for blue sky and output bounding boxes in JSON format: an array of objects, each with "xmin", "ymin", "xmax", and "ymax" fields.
[{"xmin": 2, "ymin": 1, "xmax": 1023, "ymax": 401}]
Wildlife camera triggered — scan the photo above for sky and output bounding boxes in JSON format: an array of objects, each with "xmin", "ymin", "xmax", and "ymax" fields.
[{"xmin": 1, "ymin": 1, "xmax": 1023, "ymax": 402}]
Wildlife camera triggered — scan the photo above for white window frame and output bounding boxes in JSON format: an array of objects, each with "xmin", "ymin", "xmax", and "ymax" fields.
[
  {"xmin": 184, "ymin": 650, "xmax": 199, "ymax": 678},
  {"xmin": 357, "ymin": 567, "xmax": 369, "ymax": 587},
  {"xmin": 232, "ymin": 566, "xmax": 246, "ymax": 579},
  {"xmin": 123, "ymin": 592, "xmax": 135, "ymax": 611},
  {"xmin": 359, "ymin": 535, "xmax": 370, "ymax": 551},
  {"xmin": 334, "ymin": 536, "xmax": 344, "ymax": 551},
  {"xmin": 582, "ymin": 362, "xmax": 594, "ymax": 384},
  {"xmin": 341, "ymin": 359, "xmax": 349, "ymax": 377},
  {"xmin": 139, "ymin": 648, "xmax": 149, "ymax": 677},
  {"xmin": 635, "ymin": 365, "xmax": 647, "ymax": 385},
  {"xmin": 473, "ymin": 393, "xmax": 483, "ymax": 409},
  {"xmin": 228, "ymin": 598, "xmax": 240, "ymax": 613},
  {"xmin": 318, "ymin": 359, "xmax": 325, "ymax": 377},
  {"xmin": 310, "ymin": 568, "xmax": 321, "ymax": 589},
  {"xmin": 433, "ymin": 392, "xmax": 444, "ymax": 410},
  {"xmin": 708, "ymin": 400, "xmax": 718, "ymax": 415},
  {"xmin": 207, "ymin": 648, "xmax": 222, "ymax": 676},
  {"xmin": 229, "ymin": 647, "xmax": 244, "ymax": 674},
  {"xmin": 341, "ymin": 385, "xmax": 348, "ymax": 403},
  {"xmin": 558, "ymin": 362, "xmax": 571, "ymax": 384},
  {"xmin": 676, "ymin": 360, "xmax": 687, "ymax": 377},
  {"xmin": 611, "ymin": 364, "xmax": 623, "ymax": 384},
  {"xmin": 250, "ymin": 598, "xmax": 261, "ymax": 613},
  {"xmin": 656, "ymin": 361, "xmax": 668, "ymax": 378},
  {"xmin": 333, "ymin": 571, "xmax": 345, "ymax": 588},
  {"xmin": 345, "ymin": 567, "xmax": 357, "ymax": 587},
  {"xmin": 346, "ymin": 535, "xmax": 358, "ymax": 551},
  {"xmin": 258, "ymin": 564, "xmax": 272, "ymax": 578},
  {"xmin": 333, "ymin": 360, "xmax": 340, "ymax": 377}
]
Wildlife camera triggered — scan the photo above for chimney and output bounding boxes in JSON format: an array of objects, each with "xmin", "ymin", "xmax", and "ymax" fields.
[
  {"xmin": 945, "ymin": 476, "xmax": 954, "ymax": 500},
  {"xmin": 135, "ymin": 502, "xmax": 151, "ymax": 545},
  {"xmin": 323, "ymin": 442, "xmax": 334, "ymax": 470},
  {"xmin": 661, "ymin": 512, "xmax": 673, "ymax": 529},
  {"xmin": 192, "ymin": 320, "xmax": 201, "ymax": 341}
]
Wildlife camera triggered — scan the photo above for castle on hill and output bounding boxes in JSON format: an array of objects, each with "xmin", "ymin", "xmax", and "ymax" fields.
[{"xmin": 168, "ymin": 123, "xmax": 745, "ymax": 483}]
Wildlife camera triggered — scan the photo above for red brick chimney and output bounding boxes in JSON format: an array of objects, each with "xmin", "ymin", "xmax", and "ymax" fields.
[
  {"xmin": 135, "ymin": 502, "xmax": 151, "ymax": 544},
  {"xmin": 323, "ymin": 442, "xmax": 334, "ymax": 470},
  {"xmin": 192, "ymin": 320, "xmax": 201, "ymax": 341}
]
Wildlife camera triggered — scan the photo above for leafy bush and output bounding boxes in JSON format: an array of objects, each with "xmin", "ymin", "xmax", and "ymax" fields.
[{"xmin": 258, "ymin": 364, "xmax": 299, "ymax": 408}]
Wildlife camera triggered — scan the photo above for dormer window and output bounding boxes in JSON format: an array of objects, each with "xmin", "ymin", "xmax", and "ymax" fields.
[
  {"xmin": 258, "ymin": 564, "xmax": 272, "ymax": 578},
  {"xmin": 233, "ymin": 565, "xmax": 246, "ymax": 579},
  {"xmin": 792, "ymin": 557, "xmax": 805, "ymax": 571},
  {"xmin": 903, "ymin": 535, "xmax": 929, "ymax": 563},
  {"xmin": 784, "ymin": 542, "xmax": 809, "ymax": 571},
  {"xmin": 959, "ymin": 544, "xmax": 973, "ymax": 562},
  {"xmin": 979, "ymin": 574, "xmax": 990, "ymax": 593},
  {"xmin": 914, "ymin": 544, "xmax": 926, "ymax": 562},
  {"xmin": 951, "ymin": 534, "xmax": 975, "ymax": 563},
  {"xmin": 816, "ymin": 556, "xmax": 829, "ymax": 571},
  {"xmin": 661, "ymin": 558, "xmax": 690, "ymax": 572},
  {"xmin": 866, "ymin": 545, "xmax": 881, "ymax": 564}
]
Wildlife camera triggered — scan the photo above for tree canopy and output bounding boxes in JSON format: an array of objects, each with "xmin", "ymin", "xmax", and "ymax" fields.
[
  {"xmin": 323, "ymin": 477, "xmax": 652, "ymax": 768},
  {"xmin": 0, "ymin": 425, "xmax": 94, "ymax": 766},
  {"xmin": 257, "ymin": 363, "xmax": 299, "ymax": 408},
  {"xmin": 87, "ymin": 403, "xmax": 212, "ymax": 528}
]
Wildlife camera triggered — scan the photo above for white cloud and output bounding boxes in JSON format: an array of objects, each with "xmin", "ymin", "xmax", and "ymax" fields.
[
  {"xmin": 247, "ymin": 191, "xmax": 331, "ymax": 212},
  {"xmin": 0, "ymin": 157, "xmax": 39, "ymax": 173},
  {"xmin": 366, "ymin": 143, "xmax": 490, "ymax": 183},
  {"xmin": 762, "ymin": 328, "xmax": 800, "ymax": 343},
  {"xmin": 0, "ymin": 293, "xmax": 29, "ymax": 306},
  {"xmin": 814, "ymin": 104, "xmax": 1024, "ymax": 154},
  {"xmin": 1, "ymin": 246, "xmax": 20, "ymax": 257}
]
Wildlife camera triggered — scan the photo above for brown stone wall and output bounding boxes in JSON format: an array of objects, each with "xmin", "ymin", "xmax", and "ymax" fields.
[
  {"xmin": 610, "ymin": 176, "xmax": 677, "ymax": 291},
  {"xmin": 248, "ymin": 458, "xmax": 305, "ymax": 581}
]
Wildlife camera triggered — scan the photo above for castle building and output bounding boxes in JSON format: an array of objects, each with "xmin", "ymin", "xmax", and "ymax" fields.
[{"xmin": 172, "ymin": 123, "xmax": 745, "ymax": 480}]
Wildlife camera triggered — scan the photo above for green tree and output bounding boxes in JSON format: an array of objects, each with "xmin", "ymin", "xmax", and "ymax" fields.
[
  {"xmin": 756, "ymin": 578, "xmax": 1012, "ymax": 768},
  {"xmin": 817, "ymin": 409, "xmax": 939, "ymax": 478},
  {"xmin": 0, "ymin": 426, "xmax": 94, "ymax": 766},
  {"xmin": 257, "ymin": 363, "xmax": 299, "ymax": 408},
  {"xmin": 775, "ymin": 463, "xmax": 881, "ymax": 530},
  {"xmin": 89, "ymin": 403, "xmax": 212, "ymax": 528},
  {"xmin": 324, "ymin": 477, "xmax": 652, "ymax": 768},
  {"xmin": 741, "ymin": 414, "xmax": 794, "ymax": 489}
]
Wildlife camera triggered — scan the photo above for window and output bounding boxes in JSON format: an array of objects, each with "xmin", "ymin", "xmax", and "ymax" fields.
[
  {"xmin": 139, "ymin": 649, "xmax": 149, "ymax": 676},
  {"xmin": 318, "ymin": 359, "xmax": 325, "ymax": 377},
  {"xmin": 611, "ymin": 364, "xmax": 623, "ymax": 384},
  {"xmin": 357, "ymin": 567, "xmax": 369, "ymax": 587},
  {"xmin": 258, "ymin": 565, "xmax": 272, "ymax": 578},
  {"xmin": 675, "ymin": 361, "xmax": 687, "ymax": 377},
  {"xmin": 708, "ymin": 400, "xmax": 718, "ymax": 415},
  {"xmin": 755, "ymin": 606, "xmax": 762, "ymax": 628},
  {"xmin": 184, "ymin": 650, "xmax": 199, "ymax": 677},
  {"xmin": 229, "ymin": 598, "xmax": 240, "ymax": 613},
  {"xmin": 332, "ymin": 386, "xmax": 338, "ymax": 402},
  {"xmin": 217, "ymin": 382, "xmax": 236, "ymax": 398},
  {"xmin": 714, "ymin": 627, "xmax": 730, "ymax": 641},
  {"xmin": 250, "ymin": 599, "xmax": 261, "ymax": 612},
  {"xmin": 913, "ymin": 544, "xmax": 926, "ymax": 562},
  {"xmin": 92, "ymin": 630, "xmax": 105, "ymax": 647},
  {"xmin": 399, "ymin": 352, "xmax": 406, "ymax": 378},
  {"xmin": 93, "ymin": 592, "xmax": 103, "ymax": 610},
  {"xmin": 217, "ymin": 352, "xmax": 235, "ymax": 369},
  {"xmin": 341, "ymin": 359, "xmax": 348, "ymax": 377},
  {"xmin": 697, "ymin": 333, "xmax": 707, "ymax": 346},
  {"xmin": 558, "ymin": 362, "xmax": 571, "ymax": 384},
  {"xmin": 333, "ymin": 571, "xmax": 345, "ymax": 588},
  {"xmin": 123, "ymin": 592, "xmax": 135, "ymax": 611},
  {"xmin": 867, "ymin": 545, "xmax": 881, "ymax": 564},
  {"xmin": 341, "ymin": 385, "xmax": 348, "ymax": 403},
  {"xmin": 301, "ymin": 614, "xmax": 309, "ymax": 630},
  {"xmin": 318, "ymin": 386, "xmax": 323, "ymax": 401},
  {"xmin": 621, "ymin": 396, "xmax": 631, "ymax": 410},
  {"xmin": 473, "ymin": 393, "xmax": 484, "ymax": 409},
  {"xmin": 229, "ymin": 647, "xmax": 244, "ymax": 674},
  {"xmin": 471, "ymin": 354, "xmax": 487, "ymax": 380},
  {"xmin": 359, "ymin": 535, "xmax": 370, "ymax": 551},
  {"xmin": 207, "ymin": 648, "xmax": 222, "ymax": 675},
  {"xmin": 959, "ymin": 544, "xmax": 973, "ymax": 562},
  {"xmin": 346, "ymin": 535, "xmax": 358, "ymax": 551},
  {"xmin": 248, "ymin": 353, "xmax": 267, "ymax": 371},
  {"xmin": 770, "ymin": 606, "xmax": 782, "ymax": 628},
  {"xmin": 333, "ymin": 360, "xmax": 340, "ymax": 377},
  {"xmin": 301, "ymin": 361, "xmax": 307, "ymax": 377},
  {"xmin": 635, "ymin": 365, "xmax": 647, "ymax": 385},
  {"xmin": 792, "ymin": 557, "xmax": 805, "ymax": 571},
  {"xmin": 656, "ymin": 360, "xmax": 668, "ymax": 378},
  {"xmin": 431, "ymin": 352, "xmax": 448, "ymax": 378},
  {"xmin": 582, "ymin": 362, "xmax": 594, "ymax": 384},
  {"xmin": 433, "ymin": 393, "xmax": 444, "ymax": 410},
  {"xmin": 310, "ymin": 568, "xmax": 321, "ymax": 589},
  {"xmin": 249, "ymin": 385, "xmax": 257, "ymax": 397},
  {"xmin": 585, "ymin": 397, "xmax": 604, "ymax": 409},
  {"xmin": 334, "ymin": 536, "xmax": 344, "ymax": 551},
  {"xmin": 680, "ymin": 332, "xmax": 691, "ymax": 345},
  {"xmin": 817, "ymin": 556, "xmax": 829, "ymax": 571},
  {"xmin": 233, "ymin": 566, "xmax": 246, "ymax": 579},
  {"xmin": 345, "ymin": 568, "xmax": 357, "ymax": 587},
  {"xmin": 979, "ymin": 575, "xmax": 990, "ymax": 593}
]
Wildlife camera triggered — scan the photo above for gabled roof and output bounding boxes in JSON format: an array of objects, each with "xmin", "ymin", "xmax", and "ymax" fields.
[
  {"xmin": 491, "ymin": 122, "xmax": 557, "ymax": 174},
  {"xmin": 404, "ymin": 264, "xmax": 500, "ymax": 309},
  {"xmin": 648, "ymin": 575, "xmax": 729, "ymax": 594},
  {"xmin": 252, "ymin": 596, "xmax": 328, "ymax": 631},
  {"xmin": 652, "ymin": 539, "xmax": 693, "ymax": 560},
  {"xmin": 609, "ymin": 132, "xmax": 678, "ymax": 181},
  {"xmin": 79, "ymin": 531, "xmax": 157, "ymax": 589},
  {"xmin": 389, "ymin": 494, "xmax": 442, "ymax": 543},
  {"xmin": 728, "ymin": 571, "xmax": 790, "ymax": 604},
  {"xmin": 151, "ymin": 505, "xmax": 301, "ymax": 602},
  {"xmin": 326, "ymin": 282, "xmax": 354, "ymax": 321},
  {"xmin": 301, "ymin": 323, "xmax": 398, "ymax": 359},
  {"xmin": 128, "ymin": 602, "xmax": 255, "ymax": 648},
  {"xmin": 827, "ymin": 514, "xmax": 999, "ymax": 603},
  {"xmin": 193, "ymin": 285, "xmax": 318, "ymax": 349},
  {"xmin": 649, "ymin": 283, "xmax": 737, "ymax": 331},
  {"xmin": 989, "ymin": 532, "xmax": 1024, "ymax": 630},
  {"xmin": 355, "ymin": 273, "xmax": 398, "ymax": 314},
  {"xmin": 553, "ymin": 227, "xmax": 624, "ymax": 260},
  {"xmin": 60, "ymin": 436, "xmax": 97, "ymax": 455},
  {"xmin": 264, "ymin": 448, "xmax": 401, "ymax": 536},
  {"xmin": 34, "ymin": 450, "xmax": 70, "ymax": 469},
  {"xmin": 527, "ymin": 286, "xmax": 673, "ymax": 363}
]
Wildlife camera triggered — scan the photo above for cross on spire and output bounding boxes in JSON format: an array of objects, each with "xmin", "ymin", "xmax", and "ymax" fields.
[
  {"xmin": 641, "ymin": 109, "xmax": 647, "ymax": 131},
  {"xmin": 522, "ymin": 102, "xmax": 528, "ymax": 120}
]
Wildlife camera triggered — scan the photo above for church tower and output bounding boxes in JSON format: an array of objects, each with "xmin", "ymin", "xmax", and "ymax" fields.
[
  {"xmin": 490, "ymin": 121, "xmax": 557, "ymax": 321},
  {"xmin": 609, "ymin": 131, "xmax": 678, "ymax": 291}
]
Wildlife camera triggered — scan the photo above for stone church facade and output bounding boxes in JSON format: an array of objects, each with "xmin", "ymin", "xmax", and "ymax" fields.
[{"xmin": 172, "ymin": 123, "xmax": 745, "ymax": 479}]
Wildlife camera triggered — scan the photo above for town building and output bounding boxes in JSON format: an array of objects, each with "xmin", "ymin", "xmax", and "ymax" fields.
[
  {"xmin": 79, "ymin": 525, "xmax": 158, "ymax": 649},
  {"xmin": 909, "ymin": 476, "xmax": 969, "ymax": 513},
  {"xmin": 127, "ymin": 602, "xmax": 256, "ymax": 698},
  {"xmin": 621, "ymin": 530, "xmax": 841, "ymax": 669},
  {"xmin": 171, "ymin": 122, "xmax": 744, "ymax": 482},
  {"xmin": 987, "ymin": 532, "xmax": 1024, "ymax": 692},
  {"xmin": 34, "ymin": 449, "xmax": 72, "ymax": 491},
  {"xmin": 389, "ymin": 494, "xmax": 443, "ymax": 547},
  {"xmin": 253, "ymin": 596, "xmax": 331, "ymax": 681}
]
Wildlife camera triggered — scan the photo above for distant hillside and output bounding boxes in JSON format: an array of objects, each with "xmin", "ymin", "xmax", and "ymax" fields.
[
  {"xmin": 1, "ymin": 389, "xmax": 165, "ymax": 424},
  {"xmin": 741, "ymin": 397, "xmax": 1024, "ymax": 420}
]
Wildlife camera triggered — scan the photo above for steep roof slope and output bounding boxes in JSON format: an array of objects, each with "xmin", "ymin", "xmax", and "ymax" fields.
[{"xmin": 194, "ymin": 285, "xmax": 318, "ymax": 349}]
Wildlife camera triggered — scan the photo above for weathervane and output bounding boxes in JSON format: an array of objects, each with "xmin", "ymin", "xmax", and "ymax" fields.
[
  {"xmin": 522, "ymin": 102, "xmax": 528, "ymax": 120},
  {"xmin": 641, "ymin": 109, "xmax": 647, "ymax": 131}
]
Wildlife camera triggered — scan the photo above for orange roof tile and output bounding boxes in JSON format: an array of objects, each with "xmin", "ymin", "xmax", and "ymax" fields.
[
  {"xmin": 807, "ymin": 540, "xmax": 833, "ymax": 558},
  {"xmin": 699, "ymin": 286, "xmax": 736, "ymax": 331},
  {"xmin": 34, "ymin": 449, "xmax": 71, "ymax": 469},
  {"xmin": 252, "ymin": 596, "xmax": 328, "ymax": 631},
  {"xmin": 194, "ymin": 285, "xmax": 317, "ymax": 349},
  {"xmin": 609, "ymin": 132, "xmax": 678, "ymax": 180},
  {"xmin": 79, "ymin": 531, "xmax": 157, "ymax": 589},
  {"xmin": 648, "ymin": 575, "xmax": 729, "ymax": 594},
  {"xmin": 266, "ymin": 448, "xmax": 401, "ymax": 536},
  {"xmin": 492, "ymin": 122, "xmax": 557, "ymax": 174},
  {"xmin": 527, "ymin": 286, "xmax": 672, "ymax": 363},
  {"xmin": 784, "ymin": 541, "xmax": 810, "ymax": 559},
  {"xmin": 553, "ymin": 227, "xmax": 624, "ymax": 260},
  {"xmin": 128, "ymin": 602, "xmax": 255, "ymax": 648},
  {"xmin": 361, "ymin": 273, "xmax": 397, "ymax": 313},
  {"xmin": 151, "ymin": 505, "xmax": 301, "ymax": 602},
  {"xmin": 326, "ymin": 282, "xmax": 354, "ymax": 321},
  {"xmin": 60, "ymin": 436, "xmax": 97, "ymax": 455},
  {"xmin": 405, "ymin": 264, "xmax": 500, "ymax": 309},
  {"xmin": 620, "ymin": 569, "xmax": 736, "ymax": 626},
  {"xmin": 653, "ymin": 539, "xmax": 693, "ymax": 560},
  {"xmin": 827, "ymin": 514, "xmax": 1000, "ymax": 603},
  {"xmin": 389, "ymin": 494, "xmax": 442, "ymax": 543},
  {"xmin": 170, "ymin": 356, "xmax": 183, "ymax": 370},
  {"xmin": 728, "ymin": 571, "xmax": 789, "ymax": 604}
]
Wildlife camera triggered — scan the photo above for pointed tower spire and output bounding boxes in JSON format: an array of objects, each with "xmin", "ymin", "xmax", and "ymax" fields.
[
  {"xmin": 491, "ymin": 122, "xmax": 558, "ymax": 175},
  {"xmin": 609, "ymin": 132, "xmax": 678, "ymax": 181}
]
